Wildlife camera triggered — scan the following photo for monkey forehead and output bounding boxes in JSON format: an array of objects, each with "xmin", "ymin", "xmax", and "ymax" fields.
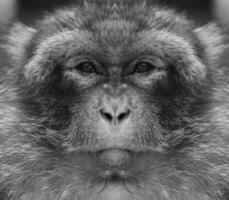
[
  {"xmin": 32, "ymin": 18, "xmax": 193, "ymax": 58},
  {"xmin": 35, "ymin": 0, "xmax": 191, "ymax": 40},
  {"xmin": 28, "ymin": 28, "xmax": 188, "ymax": 59},
  {"xmin": 91, "ymin": 19, "xmax": 137, "ymax": 50},
  {"xmin": 26, "ymin": 3, "xmax": 202, "ymax": 66}
]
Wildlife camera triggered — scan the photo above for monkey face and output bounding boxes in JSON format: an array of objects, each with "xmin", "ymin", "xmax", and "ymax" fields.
[
  {"xmin": 52, "ymin": 32, "xmax": 167, "ymax": 182},
  {"xmin": 19, "ymin": 13, "xmax": 207, "ymax": 194},
  {"xmin": 2, "ymin": 1, "xmax": 228, "ymax": 200}
]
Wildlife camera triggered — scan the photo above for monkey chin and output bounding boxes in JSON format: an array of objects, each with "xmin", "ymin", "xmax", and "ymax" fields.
[
  {"xmin": 79, "ymin": 148, "xmax": 143, "ymax": 199},
  {"xmin": 98, "ymin": 184, "xmax": 139, "ymax": 200},
  {"xmin": 93, "ymin": 168, "xmax": 139, "ymax": 200},
  {"xmin": 85, "ymin": 166, "xmax": 139, "ymax": 200},
  {"xmin": 96, "ymin": 171, "xmax": 133, "ymax": 197}
]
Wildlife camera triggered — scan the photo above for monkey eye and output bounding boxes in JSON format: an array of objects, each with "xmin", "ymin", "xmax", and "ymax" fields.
[
  {"xmin": 75, "ymin": 62, "xmax": 96, "ymax": 74},
  {"xmin": 134, "ymin": 62, "xmax": 156, "ymax": 74}
]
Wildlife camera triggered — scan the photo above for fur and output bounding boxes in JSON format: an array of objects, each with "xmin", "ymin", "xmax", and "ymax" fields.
[{"xmin": 0, "ymin": 0, "xmax": 229, "ymax": 200}]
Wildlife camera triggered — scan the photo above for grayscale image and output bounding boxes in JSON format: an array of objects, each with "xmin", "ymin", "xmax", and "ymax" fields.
[{"xmin": 0, "ymin": 0, "xmax": 229, "ymax": 199}]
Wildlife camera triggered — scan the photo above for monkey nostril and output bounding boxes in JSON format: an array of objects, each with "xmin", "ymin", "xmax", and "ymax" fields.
[
  {"xmin": 100, "ymin": 109, "xmax": 113, "ymax": 122},
  {"xmin": 100, "ymin": 109, "xmax": 131, "ymax": 124},
  {"xmin": 117, "ymin": 109, "xmax": 130, "ymax": 122}
]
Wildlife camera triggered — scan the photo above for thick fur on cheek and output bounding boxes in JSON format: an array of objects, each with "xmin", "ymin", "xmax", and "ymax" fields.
[
  {"xmin": 60, "ymin": 107, "xmax": 98, "ymax": 150},
  {"xmin": 0, "ymin": 150, "xmax": 100, "ymax": 200},
  {"xmin": 132, "ymin": 111, "xmax": 167, "ymax": 149},
  {"xmin": 120, "ymin": 144, "xmax": 229, "ymax": 200},
  {"xmin": 0, "ymin": 108, "xmax": 98, "ymax": 200}
]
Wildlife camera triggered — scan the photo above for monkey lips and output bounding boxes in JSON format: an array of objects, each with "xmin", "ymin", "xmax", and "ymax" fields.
[
  {"xmin": 63, "ymin": 146, "xmax": 168, "ymax": 185},
  {"xmin": 94, "ymin": 148, "xmax": 134, "ymax": 181}
]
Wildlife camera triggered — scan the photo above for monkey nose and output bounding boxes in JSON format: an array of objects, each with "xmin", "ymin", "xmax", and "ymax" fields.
[
  {"xmin": 100, "ymin": 108, "xmax": 131, "ymax": 125},
  {"xmin": 97, "ymin": 149, "xmax": 133, "ymax": 166}
]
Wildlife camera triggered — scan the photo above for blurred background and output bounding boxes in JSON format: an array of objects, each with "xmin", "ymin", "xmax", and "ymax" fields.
[{"xmin": 0, "ymin": 0, "xmax": 228, "ymax": 25}]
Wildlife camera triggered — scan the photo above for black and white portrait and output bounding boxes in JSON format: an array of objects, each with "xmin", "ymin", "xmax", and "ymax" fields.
[{"xmin": 0, "ymin": 0, "xmax": 229, "ymax": 199}]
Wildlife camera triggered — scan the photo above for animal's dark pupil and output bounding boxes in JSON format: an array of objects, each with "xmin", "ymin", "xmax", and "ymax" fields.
[
  {"xmin": 136, "ymin": 62, "xmax": 154, "ymax": 73},
  {"xmin": 78, "ymin": 62, "xmax": 95, "ymax": 73}
]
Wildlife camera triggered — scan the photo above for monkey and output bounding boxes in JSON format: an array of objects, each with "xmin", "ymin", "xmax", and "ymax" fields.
[{"xmin": 0, "ymin": 0, "xmax": 229, "ymax": 199}]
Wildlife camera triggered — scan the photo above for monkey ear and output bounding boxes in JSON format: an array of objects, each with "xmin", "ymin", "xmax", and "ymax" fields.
[
  {"xmin": 194, "ymin": 23, "xmax": 226, "ymax": 66},
  {"xmin": 3, "ymin": 23, "xmax": 37, "ymax": 66}
]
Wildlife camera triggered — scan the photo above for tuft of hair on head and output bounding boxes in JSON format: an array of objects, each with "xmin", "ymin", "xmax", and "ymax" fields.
[
  {"xmin": 82, "ymin": 0, "xmax": 148, "ymax": 20},
  {"xmin": 194, "ymin": 23, "xmax": 227, "ymax": 67},
  {"xmin": 2, "ymin": 23, "xmax": 37, "ymax": 67}
]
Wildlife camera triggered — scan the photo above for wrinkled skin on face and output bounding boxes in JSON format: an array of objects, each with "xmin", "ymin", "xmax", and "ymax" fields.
[{"xmin": 1, "ymin": 0, "xmax": 229, "ymax": 200}]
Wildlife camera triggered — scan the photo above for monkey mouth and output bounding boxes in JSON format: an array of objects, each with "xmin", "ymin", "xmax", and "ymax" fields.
[
  {"xmin": 94, "ymin": 148, "xmax": 134, "ymax": 182},
  {"xmin": 82, "ymin": 148, "xmax": 153, "ymax": 184},
  {"xmin": 67, "ymin": 148, "xmax": 139, "ymax": 183},
  {"xmin": 98, "ymin": 169, "xmax": 131, "ymax": 183},
  {"xmin": 96, "ymin": 148, "xmax": 133, "ymax": 166},
  {"xmin": 66, "ymin": 147, "xmax": 166, "ymax": 184}
]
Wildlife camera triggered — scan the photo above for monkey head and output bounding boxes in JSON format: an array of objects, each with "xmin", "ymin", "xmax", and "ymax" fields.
[{"xmin": 1, "ymin": 0, "xmax": 229, "ymax": 200}]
